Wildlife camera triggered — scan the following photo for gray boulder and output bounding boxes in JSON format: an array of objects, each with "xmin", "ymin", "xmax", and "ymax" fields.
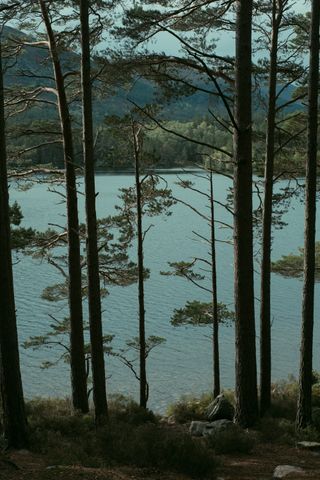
[
  {"xmin": 273, "ymin": 465, "xmax": 305, "ymax": 478},
  {"xmin": 189, "ymin": 420, "xmax": 211, "ymax": 437},
  {"xmin": 206, "ymin": 394, "xmax": 234, "ymax": 421},
  {"xmin": 203, "ymin": 419, "xmax": 239, "ymax": 437},
  {"xmin": 297, "ymin": 441, "xmax": 320, "ymax": 451}
]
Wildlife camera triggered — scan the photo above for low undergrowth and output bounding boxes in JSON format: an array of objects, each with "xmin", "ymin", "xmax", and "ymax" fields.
[
  {"xmin": 165, "ymin": 375, "xmax": 320, "ymax": 453},
  {"xmin": 166, "ymin": 390, "xmax": 234, "ymax": 424},
  {"xmin": 16, "ymin": 376, "xmax": 320, "ymax": 478},
  {"xmin": 205, "ymin": 428, "xmax": 256, "ymax": 454},
  {"xmin": 26, "ymin": 397, "xmax": 217, "ymax": 478}
]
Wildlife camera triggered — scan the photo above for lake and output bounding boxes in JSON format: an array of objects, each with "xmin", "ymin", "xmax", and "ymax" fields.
[{"xmin": 10, "ymin": 172, "xmax": 320, "ymax": 412}]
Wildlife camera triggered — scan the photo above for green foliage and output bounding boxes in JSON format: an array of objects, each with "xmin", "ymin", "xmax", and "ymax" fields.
[
  {"xmin": 124, "ymin": 335, "xmax": 166, "ymax": 356},
  {"xmin": 11, "ymin": 226, "xmax": 38, "ymax": 249},
  {"xmin": 22, "ymin": 316, "xmax": 164, "ymax": 391},
  {"xmin": 31, "ymin": 215, "xmax": 141, "ymax": 301},
  {"xmin": 41, "ymin": 283, "xmax": 70, "ymax": 302},
  {"xmin": 22, "ymin": 316, "xmax": 114, "ymax": 371},
  {"xmin": 9, "ymin": 201, "xmax": 38, "ymax": 249},
  {"xmin": 171, "ymin": 300, "xmax": 235, "ymax": 327},
  {"xmin": 23, "ymin": 175, "xmax": 170, "ymax": 391},
  {"xmin": 162, "ymin": 260, "xmax": 205, "ymax": 281},
  {"xmin": 9, "ymin": 201, "xmax": 23, "ymax": 225},
  {"xmin": 271, "ymin": 242, "xmax": 320, "ymax": 281},
  {"xmin": 115, "ymin": 175, "xmax": 175, "ymax": 223}
]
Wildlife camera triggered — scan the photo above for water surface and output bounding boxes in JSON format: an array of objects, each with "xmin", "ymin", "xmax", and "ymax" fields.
[{"xmin": 11, "ymin": 172, "xmax": 320, "ymax": 411}]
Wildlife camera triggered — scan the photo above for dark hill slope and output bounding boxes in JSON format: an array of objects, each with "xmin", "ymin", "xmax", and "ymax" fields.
[{"xmin": 2, "ymin": 26, "xmax": 302, "ymax": 124}]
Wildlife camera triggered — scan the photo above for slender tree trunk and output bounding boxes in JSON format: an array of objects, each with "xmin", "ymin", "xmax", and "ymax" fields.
[
  {"xmin": 80, "ymin": 0, "xmax": 108, "ymax": 423},
  {"xmin": 0, "ymin": 38, "xmax": 28, "ymax": 448},
  {"xmin": 296, "ymin": 0, "xmax": 319, "ymax": 429},
  {"xmin": 39, "ymin": 0, "xmax": 88, "ymax": 413},
  {"xmin": 260, "ymin": 0, "xmax": 282, "ymax": 416},
  {"xmin": 209, "ymin": 167, "xmax": 220, "ymax": 398},
  {"xmin": 133, "ymin": 123, "xmax": 147, "ymax": 408},
  {"xmin": 233, "ymin": 0, "xmax": 258, "ymax": 427}
]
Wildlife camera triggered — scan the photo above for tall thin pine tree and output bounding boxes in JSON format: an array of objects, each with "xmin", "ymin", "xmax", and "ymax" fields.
[{"xmin": 296, "ymin": 0, "xmax": 319, "ymax": 429}]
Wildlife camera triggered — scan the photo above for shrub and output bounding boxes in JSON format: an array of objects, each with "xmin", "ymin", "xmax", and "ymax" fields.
[
  {"xmin": 269, "ymin": 378, "xmax": 298, "ymax": 420},
  {"xmin": 26, "ymin": 397, "xmax": 73, "ymax": 418},
  {"xmin": 100, "ymin": 422, "xmax": 217, "ymax": 477},
  {"xmin": 312, "ymin": 383, "xmax": 320, "ymax": 408},
  {"xmin": 256, "ymin": 417, "xmax": 296, "ymax": 445},
  {"xmin": 26, "ymin": 397, "xmax": 216, "ymax": 477},
  {"xmin": 27, "ymin": 398, "xmax": 99, "ymax": 465},
  {"xmin": 312, "ymin": 407, "xmax": 320, "ymax": 430},
  {"xmin": 266, "ymin": 374, "xmax": 320, "ymax": 421},
  {"xmin": 108, "ymin": 395, "xmax": 157, "ymax": 425},
  {"xmin": 205, "ymin": 427, "xmax": 255, "ymax": 454},
  {"xmin": 27, "ymin": 398, "xmax": 94, "ymax": 441},
  {"xmin": 256, "ymin": 416, "xmax": 320, "ymax": 445},
  {"xmin": 166, "ymin": 392, "xmax": 214, "ymax": 423},
  {"xmin": 296, "ymin": 424, "xmax": 320, "ymax": 443}
]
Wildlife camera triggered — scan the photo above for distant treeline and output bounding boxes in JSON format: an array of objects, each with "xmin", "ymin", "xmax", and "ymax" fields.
[{"xmin": 7, "ymin": 117, "xmax": 312, "ymax": 175}]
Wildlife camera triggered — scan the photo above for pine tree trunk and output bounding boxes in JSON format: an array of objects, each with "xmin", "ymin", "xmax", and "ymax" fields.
[
  {"xmin": 209, "ymin": 168, "xmax": 220, "ymax": 398},
  {"xmin": 296, "ymin": 0, "xmax": 319, "ymax": 429},
  {"xmin": 0, "ymin": 38, "xmax": 28, "ymax": 449},
  {"xmin": 233, "ymin": 0, "xmax": 258, "ymax": 427},
  {"xmin": 260, "ymin": 0, "xmax": 282, "ymax": 417},
  {"xmin": 133, "ymin": 124, "xmax": 147, "ymax": 409},
  {"xmin": 39, "ymin": 0, "xmax": 88, "ymax": 413},
  {"xmin": 80, "ymin": 0, "xmax": 108, "ymax": 422}
]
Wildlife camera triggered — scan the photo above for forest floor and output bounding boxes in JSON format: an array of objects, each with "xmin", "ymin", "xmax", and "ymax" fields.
[{"xmin": 1, "ymin": 442, "xmax": 320, "ymax": 480}]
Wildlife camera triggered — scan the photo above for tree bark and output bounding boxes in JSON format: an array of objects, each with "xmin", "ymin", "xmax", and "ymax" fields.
[
  {"xmin": 260, "ymin": 0, "xmax": 282, "ymax": 417},
  {"xmin": 209, "ymin": 167, "xmax": 220, "ymax": 398},
  {"xmin": 296, "ymin": 0, "xmax": 319, "ymax": 429},
  {"xmin": 133, "ymin": 124, "xmax": 148, "ymax": 409},
  {"xmin": 0, "ymin": 38, "xmax": 28, "ymax": 449},
  {"xmin": 233, "ymin": 0, "xmax": 258, "ymax": 427},
  {"xmin": 39, "ymin": 0, "xmax": 88, "ymax": 413},
  {"xmin": 80, "ymin": 0, "xmax": 108, "ymax": 422}
]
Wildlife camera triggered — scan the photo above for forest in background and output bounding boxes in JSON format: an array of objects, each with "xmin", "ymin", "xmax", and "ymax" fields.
[{"xmin": 1, "ymin": 22, "xmax": 315, "ymax": 174}]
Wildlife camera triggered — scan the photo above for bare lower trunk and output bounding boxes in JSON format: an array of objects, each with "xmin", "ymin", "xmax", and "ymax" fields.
[
  {"xmin": 296, "ymin": 0, "xmax": 319, "ymax": 429},
  {"xmin": 0, "ymin": 39, "xmax": 28, "ymax": 448},
  {"xmin": 80, "ymin": 0, "xmax": 108, "ymax": 423},
  {"xmin": 39, "ymin": 0, "xmax": 88, "ymax": 413},
  {"xmin": 133, "ymin": 124, "xmax": 147, "ymax": 408},
  {"xmin": 209, "ymin": 168, "xmax": 220, "ymax": 398},
  {"xmin": 260, "ymin": 0, "xmax": 282, "ymax": 416},
  {"xmin": 233, "ymin": 0, "xmax": 258, "ymax": 427}
]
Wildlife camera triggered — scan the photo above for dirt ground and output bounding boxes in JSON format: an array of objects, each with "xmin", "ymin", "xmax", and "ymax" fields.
[{"xmin": 1, "ymin": 444, "xmax": 320, "ymax": 480}]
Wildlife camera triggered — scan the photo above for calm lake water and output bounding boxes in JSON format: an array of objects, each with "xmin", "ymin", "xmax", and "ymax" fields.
[{"xmin": 11, "ymin": 172, "xmax": 320, "ymax": 412}]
